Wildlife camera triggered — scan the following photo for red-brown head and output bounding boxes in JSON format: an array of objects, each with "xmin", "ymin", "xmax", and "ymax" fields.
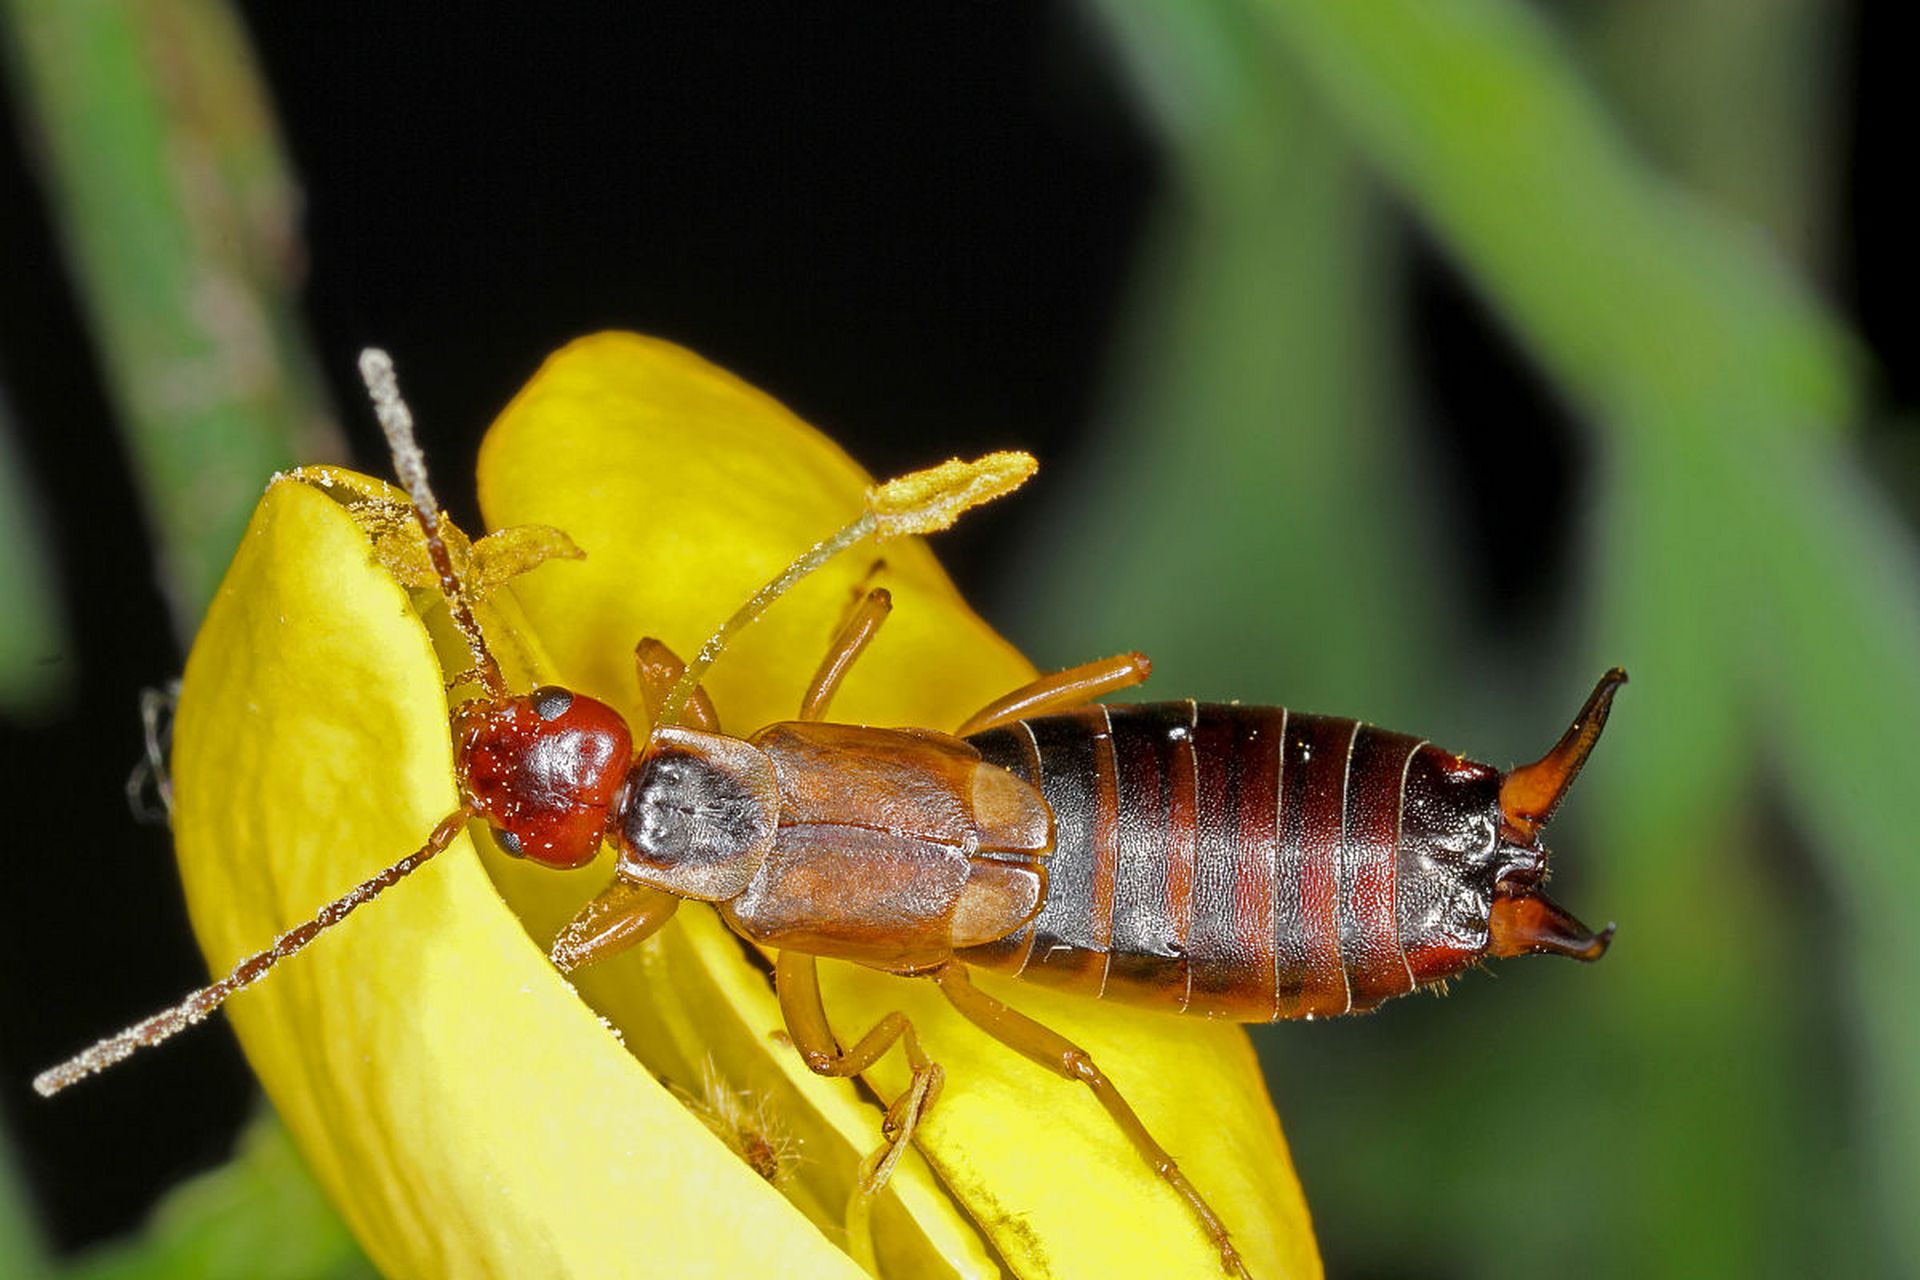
[{"xmin": 455, "ymin": 686, "xmax": 635, "ymax": 869}]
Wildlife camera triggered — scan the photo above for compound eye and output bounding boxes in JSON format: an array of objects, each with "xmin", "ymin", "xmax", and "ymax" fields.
[
  {"xmin": 531, "ymin": 686, "xmax": 574, "ymax": 721},
  {"xmin": 492, "ymin": 826, "xmax": 526, "ymax": 858}
]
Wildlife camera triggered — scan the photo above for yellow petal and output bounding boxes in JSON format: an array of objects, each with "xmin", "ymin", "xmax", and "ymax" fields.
[
  {"xmin": 171, "ymin": 472, "xmax": 859, "ymax": 1279},
  {"xmin": 476, "ymin": 331, "xmax": 1032, "ymax": 732},
  {"xmin": 478, "ymin": 333, "xmax": 1321, "ymax": 1278},
  {"xmin": 473, "ymin": 334, "xmax": 1018, "ymax": 1275}
]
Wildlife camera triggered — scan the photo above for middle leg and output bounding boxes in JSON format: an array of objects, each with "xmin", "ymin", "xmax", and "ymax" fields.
[{"xmin": 774, "ymin": 948, "xmax": 943, "ymax": 1195}]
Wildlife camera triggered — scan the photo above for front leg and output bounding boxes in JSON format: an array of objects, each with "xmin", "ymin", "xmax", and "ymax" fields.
[
  {"xmin": 635, "ymin": 638, "xmax": 720, "ymax": 731},
  {"xmin": 550, "ymin": 877, "xmax": 679, "ymax": 972}
]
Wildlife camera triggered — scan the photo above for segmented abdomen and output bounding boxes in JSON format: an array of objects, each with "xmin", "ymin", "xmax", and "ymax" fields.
[{"xmin": 961, "ymin": 702, "xmax": 1427, "ymax": 1020}]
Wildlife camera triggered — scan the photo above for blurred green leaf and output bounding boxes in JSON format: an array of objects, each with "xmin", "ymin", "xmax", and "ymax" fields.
[
  {"xmin": 0, "ymin": 388, "xmax": 70, "ymax": 718},
  {"xmin": 1583, "ymin": 0, "xmax": 1843, "ymax": 273},
  {"xmin": 1250, "ymin": 0, "xmax": 1855, "ymax": 441},
  {"xmin": 1743, "ymin": 446, "xmax": 1920, "ymax": 1274},
  {"xmin": 1246, "ymin": 4, "xmax": 1903, "ymax": 1273},
  {"xmin": 63, "ymin": 1116, "xmax": 372, "ymax": 1280},
  {"xmin": 1039, "ymin": 0, "xmax": 1907, "ymax": 1274},
  {"xmin": 1, "ymin": 0, "xmax": 342, "ymax": 630},
  {"xmin": 4, "ymin": 4, "xmax": 364, "ymax": 1274},
  {"xmin": 1014, "ymin": 0, "xmax": 1438, "ymax": 719},
  {"xmin": 0, "ymin": 1131, "xmax": 51, "ymax": 1280}
]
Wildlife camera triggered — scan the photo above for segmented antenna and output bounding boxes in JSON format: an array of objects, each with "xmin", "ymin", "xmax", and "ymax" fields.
[
  {"xmin": 37, "ymin": 349, "xmax": 508, "ymax": 1097},
  {"xmin": 357, "ymin": 348, "xmax": 507, "ymax": 700},
  {"xmin": 35, "ymin": 807, "xmax": 474, "ymax": 1097}
]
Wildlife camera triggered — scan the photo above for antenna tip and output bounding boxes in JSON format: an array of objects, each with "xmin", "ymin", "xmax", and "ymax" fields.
[{"xmin": 358, "ymin": 347, "xmax": 395, "ymax": 382}]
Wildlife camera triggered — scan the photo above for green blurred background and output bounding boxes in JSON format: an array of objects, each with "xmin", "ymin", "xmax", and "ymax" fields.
[{"xmin": 1, "ymin": 3, "xmax": 1912, "ymax": 1277}]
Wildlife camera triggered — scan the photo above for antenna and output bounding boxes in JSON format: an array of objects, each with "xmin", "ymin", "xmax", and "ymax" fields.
[
  {"xmin": 35, "ymin": 807, "xmax": 474, "ymax": 1096},
  {"xmin": 38, "ymin": 347, "xmax": 504, "ymax": 1096},
  {"xmin": 357, "ymin": 348, "xmax": 507, "ymax": 700}
]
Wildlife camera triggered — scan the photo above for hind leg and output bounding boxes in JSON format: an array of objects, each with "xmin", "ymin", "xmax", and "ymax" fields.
[
  {"xmin": 956, "ymin": 652, "xmax": 1152, "ymax": 735},
  {"xmin": 775, "ymin": 949, "xmax": 944, "ymax": 1197},
  {"xmin": 932, "ymin": 966, "xmax": 1247, "ymax": 1278}
]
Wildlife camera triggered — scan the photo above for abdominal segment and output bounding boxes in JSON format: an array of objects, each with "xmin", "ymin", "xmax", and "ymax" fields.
[{"xmin": 962, "ymin": 703, "xmax": 1429, "ymax": 1021}]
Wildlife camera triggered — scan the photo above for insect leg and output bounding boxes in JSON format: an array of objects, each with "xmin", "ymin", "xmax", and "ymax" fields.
[
  {"xmin": 837, "ymin": 558, "xmax": 889, "ymax": 624},
  {"xmin": 634, "ymin": 638, "xmax": 721, "ymax": 732},
  {"xmin": 774, "ymin": 949, "xmax": 944, "ymax": 1195},
  {"xmin": 549, "ymin": 877, "xmax": 681, "ymax": 972},
  {"xmin": 799, "ymin": 587, "xmax": 892, "ymax": 721},
  {"xmin": 125, "ymin": 679, "xmax": 183, "ymax": 824},
  {"xmin": 955, "ymin": 651, "xmax": 1153, "ymax": 735},
  {"xmin": 932, "ymin": 965, "xmax": 1249, "ymax": 1280}
]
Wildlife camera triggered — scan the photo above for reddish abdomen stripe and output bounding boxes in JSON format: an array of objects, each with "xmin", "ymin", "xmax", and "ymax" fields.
[{"xmin": 963, "ymin": 703, "xmax": 1423, "ymax": 1020}]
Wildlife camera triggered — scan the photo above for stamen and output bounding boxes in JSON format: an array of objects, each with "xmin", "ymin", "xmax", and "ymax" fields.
[
  {"xmin": 868, "ymin": 450, "xmax": 1037, "ymax": 538},
  {"xmin": 653, "ymin": 451, "xmax": 1037, "ymax": 729}
]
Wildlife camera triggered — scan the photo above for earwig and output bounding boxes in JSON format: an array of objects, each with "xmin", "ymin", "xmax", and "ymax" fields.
[{"xmin": 38, "ymin": 349, "xmax": 1622, "ymax": 1279}]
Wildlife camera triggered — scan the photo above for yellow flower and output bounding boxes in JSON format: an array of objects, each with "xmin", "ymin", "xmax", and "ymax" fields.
[{"xmin": 170, "ymin": 333, "xmax": 1321, "ymax": 1278}]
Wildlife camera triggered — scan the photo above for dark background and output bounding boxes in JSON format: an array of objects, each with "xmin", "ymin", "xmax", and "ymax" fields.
[
  {"xmin": 3, "ymin": 5, "xmax": 1148, "ymax": 1255},
  {"xmin": 1, "ymin": 3, "xmax": 1910, "ymax": 1275}
]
